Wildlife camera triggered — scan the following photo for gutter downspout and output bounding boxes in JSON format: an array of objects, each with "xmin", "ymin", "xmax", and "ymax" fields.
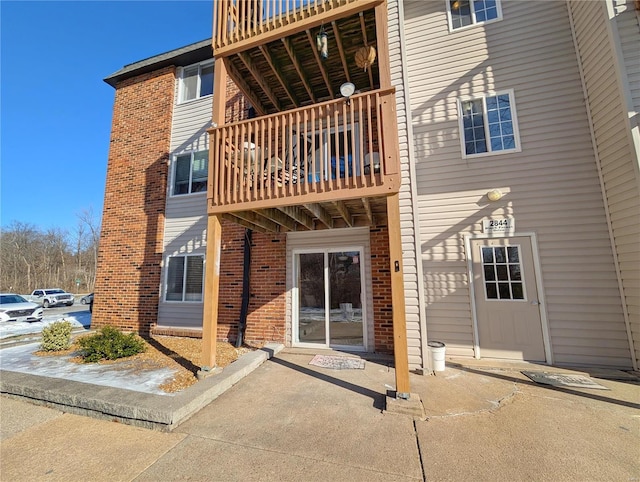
[{"xmin": 236, "ymin": 229, "xmax": 252, "ymax": 348}]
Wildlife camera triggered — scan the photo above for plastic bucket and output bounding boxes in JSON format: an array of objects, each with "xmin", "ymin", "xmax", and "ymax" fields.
[{"xmin": 427, "ymin": 341, "xmax": 446, "ymax": 372}]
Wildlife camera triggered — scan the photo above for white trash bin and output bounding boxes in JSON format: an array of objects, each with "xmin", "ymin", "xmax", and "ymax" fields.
[{"xmin": 427, "ymin": 341, "xmax": 446, "ymax": 372}]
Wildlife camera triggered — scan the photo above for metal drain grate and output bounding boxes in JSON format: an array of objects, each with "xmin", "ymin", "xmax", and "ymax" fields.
[{"xmin": 522, "ymin": 371, "xmax": 609, "ymax": 390}]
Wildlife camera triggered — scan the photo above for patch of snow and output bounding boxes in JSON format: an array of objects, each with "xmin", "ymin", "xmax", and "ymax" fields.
[
  {"xmin": 0, "ymin": 311, "xmax": 91, "ymax": 340},
  {"xmin": 0, "ymin": 343, "xmax": 176, "ymax": 396}
]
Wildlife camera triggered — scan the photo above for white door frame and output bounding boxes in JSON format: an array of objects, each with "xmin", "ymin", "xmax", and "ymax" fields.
[
  {"xmin": 291, "ymin": 245, "xmax": 368, "ymax": 351},
  {"xmin": 464, "ymin": 232, "xmax": 553, "ymax": 364}
]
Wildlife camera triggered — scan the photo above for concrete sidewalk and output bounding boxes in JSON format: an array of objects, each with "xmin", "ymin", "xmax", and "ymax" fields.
[{"xmin": 2, "ymin": 351, "xmax": 639, "ymax": 481}]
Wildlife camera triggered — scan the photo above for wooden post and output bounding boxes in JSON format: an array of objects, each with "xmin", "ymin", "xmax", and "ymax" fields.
[
  {"xmin": 387, "ymin": 193, "xmax": 411, "ymax": 397},
  {"xmin": 202, "ymin": 214, "xmax": 223, "ymax": 370},
  {"xmin": 376, "ymin": 1, "xmax": 410, "ymax": 396},
  {"xmin": 201, "ymin": 57, "xmax": 229, "ymax": 370}
]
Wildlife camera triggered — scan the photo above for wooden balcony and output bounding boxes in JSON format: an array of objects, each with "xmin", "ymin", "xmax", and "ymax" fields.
[
  {"xmin": 208, "ymin": 88, "xmax": 400, "ymax": 231},
  {"xmin": 213, "ymin": 0, "xmax": 383, "ymax": 57}
]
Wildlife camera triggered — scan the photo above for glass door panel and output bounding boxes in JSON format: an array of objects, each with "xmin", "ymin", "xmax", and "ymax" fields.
[
  {"xmin": 297, "ymin": 253, "xmax": 325, "ymax": 344},
  {"xmin": 328, "ymin": 251, "xmax": 363, "ymax": 347}
]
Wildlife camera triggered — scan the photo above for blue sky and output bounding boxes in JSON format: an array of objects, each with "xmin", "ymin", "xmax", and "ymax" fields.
[{"xmin": 1, "ymin": 1, "xmax": 213, "ymax": 233}]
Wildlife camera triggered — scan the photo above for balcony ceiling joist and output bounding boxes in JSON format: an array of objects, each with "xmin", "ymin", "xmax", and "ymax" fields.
[
  {"xmin": 222, "ymin": 8, "xmax": 379, "ymax": 116},
  {"xmin": 359, "ymin": 12, "xmax": 375, "ymax": 90},
  {"xmin": 276, "ymin": 206, "xmax": 315, "ymax": 230},
  {"xmin": 332, "ymin": 21, "xmax": 351, "ymax": 83},
  {"xmin": 222, "ymin": 213, "xmax": 270, "ymax": 233},
  {"xmin": 237, "ymin": 52, "xmax": 282, "ymax": 112},
  {"xmin": 333, "ymin": 201, "xmax": 353, "ymax": 227},
  {"xmin": 225, "ymin": 59, "xmax": 267, "ymax": 116},
  {"xmin": 232, "ymin": 210, "xmax": 282, "ymax": 232},
  {"xmin": 281, "ymin": 37, "xmax": 317, "ymax": 104},
  {"xmin": 258, "ymin": 45, "xmax": 300, "ymax": 108},
  {"xmin": 257, "ymin": 208, "xmax": 300, "ymax": 231},
  {"xmin": 304, "ymin": 203, "xmax": 333, "ymax": 228},
  {"xmin": 361, "ymin": 197, "xmax": 373, "ymax": 225}
]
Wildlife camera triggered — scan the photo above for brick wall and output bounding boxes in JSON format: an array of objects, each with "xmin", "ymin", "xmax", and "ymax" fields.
[
  {"xmin": 214, "ymin": 222, "xmax": 286, "ymax": 345},
  {"xmin": 93, "ymin": 67, "xmax": 175, "ymax": 335},
  {"xmin": 370, "ymin": 225, "xmax": 394, "ymax": 353}
]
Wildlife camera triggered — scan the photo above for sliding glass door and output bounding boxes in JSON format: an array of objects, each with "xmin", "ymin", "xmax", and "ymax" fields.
[{"xmin": 294, "ymin": 249, "xmax": 365, "ymax": 350}]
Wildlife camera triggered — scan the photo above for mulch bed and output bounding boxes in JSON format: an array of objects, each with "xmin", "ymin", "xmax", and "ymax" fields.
[{"xmin": 35, "ymin": 335, "xmax": 258, "ymax": 393}]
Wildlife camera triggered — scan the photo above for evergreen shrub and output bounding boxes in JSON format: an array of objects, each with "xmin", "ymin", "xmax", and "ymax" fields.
[
  {"xmin": 78, "ymin": 325, "xmax": 146, "ymax": 362},
  {"xmin": 40, "ymin": 320, "xmax": 73, "ymax": 352}
]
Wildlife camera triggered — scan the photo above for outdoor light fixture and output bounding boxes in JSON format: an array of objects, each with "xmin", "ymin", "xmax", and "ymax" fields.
[
  {"xmin": 316, "ymin": 27, "xmax": 328, "ymax": 60},
  {"xmin": 487, "ymin": 189, "xmax": 504, "ymax": 201},
  {"xmin": 340, "ymin": 82, "xmax": 356, "ymax": 99}
]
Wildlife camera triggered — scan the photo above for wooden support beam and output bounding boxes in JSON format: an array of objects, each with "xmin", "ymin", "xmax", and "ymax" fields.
[
  {"xmin": 237, "ymin": 51, "xmax": 282, "ymax": 112},
  {"xmin": 361, "ymin": 197, "xmax": 373, "ymax": 225},
  {"xmin": 222, "ymin": 213, "xmax": 269, "ymax": 233},
  {"xmin": 304, "ymin": 203, "xmax": 333, "ymax": 228},
  {"xmin": 387, "ymin": 193, "xmax": 411, "ymax": 397},
  {"xmin": 258, "ymin": 45, "xmax": 299, "ymax": 108},
  {"xmin": 277, "ymin": 206, "xmax": 315, "ymax": 230},
  {"xmin": 333, "ymin": 201, "xmax": 353, "ymax": 227},
  {"xmin": 359, "ymin": 12, "xmax": 374, "ymax": 90},
  {"xmin": 233, "ymin": 210, "xmax": 281, "ymax": 232},
  {"xmin": 282, "ymin": 37, "xmax": 316, "ymax": 103},
  {"xmin": 202, "ymin": 213, "xmax": 222, "ymax": 371},
  {"xmin": 306, "ymin": 29, "xmax": 335, "ymax": 99},
  {"xmin": 258, "ymin": 208, "xmax": 300, "ymax": 231},
  {"xmin": 225, "ymin": 60, "xmax": 267, "ymax": 116},
  {"xmin": 332, "ymin": 20, "xmax": 351, "ymax": 83},
  {"xmin": 202, "ymin": 56, "xmax": 228, "ymax": 372}
]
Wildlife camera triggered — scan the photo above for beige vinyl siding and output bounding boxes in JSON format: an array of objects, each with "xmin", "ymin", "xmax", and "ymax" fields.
[
  {"xmin": 388, "ymin": 0, "xmax": 425, "ymax": 370},
  {"xmin": 157, "ymin": 92, "xmax": 212, "ymax": 329},
  {"xmin": 570, "ymin": 0, "xmax": 640, "ymax": 367},
  {"xmin": 285, "ymin": 228, "xmax": 374, "ymax": 350},
  {"xmin": 404, "ymin": 0, "xmax": 631, "ymax": 366},
  {"xmin": 615, "ymin": 0, "xmax": 640, "ymax": 111}
]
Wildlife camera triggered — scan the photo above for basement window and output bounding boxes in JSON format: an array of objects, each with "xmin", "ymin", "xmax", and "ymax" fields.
[
  {"xmin": 172, "ymin": 150, "xmax": 208, "ymax": 195},
  {"xmin": 447, "ymin": 0, "xmax": 502, "ymax": 31},
  {"xmin": 166, "ymin": 255, "xmax": 204, "ymax": 302},
  {"xmin": 178, "ymin": 61, "xmax": 213, "ymax": 103}
]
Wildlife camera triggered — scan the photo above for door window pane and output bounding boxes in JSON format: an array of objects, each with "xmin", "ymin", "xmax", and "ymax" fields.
[
  {"xmin": 329, "ymin": 251, "xmax": 363, "ymax": 347},
  {"xmin": 481, "ymin": 245, "xmax": 525, "ymax": 301},
  {"xmin": 298, "ymin": 253, "xmax": 325, "ymax": 343}
]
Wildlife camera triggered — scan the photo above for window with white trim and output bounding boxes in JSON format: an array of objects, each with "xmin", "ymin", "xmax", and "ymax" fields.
[
  {"xmin": 178, "ymin": 61, "xmax": 213, "ymax": 103},
  {"xmin": 458, "ymin": 90, "xmax": 520, "ymax": 157},
  {"xmin": 447, "ymin": 0, "xmax": 502, "ymax": 31},
  {"xmin": 165, "ymin": 255, "xmax": 204, "ymax": 302},
  {"xmin": 173, "ymin": 150, "xmax": 208, "ymax": 195}
]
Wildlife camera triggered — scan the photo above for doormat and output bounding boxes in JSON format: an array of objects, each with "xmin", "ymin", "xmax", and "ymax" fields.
[
  {"xmin": 309, "ymin": 355, "xmax": 365, "ymax": 370},
  {"xmin": 522, "ymin": 371, "xmax": 609, "ymax": 390}
]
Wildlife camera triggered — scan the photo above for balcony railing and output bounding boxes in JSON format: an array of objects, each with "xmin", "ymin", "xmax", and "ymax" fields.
[
  {"xmin": 213, "ymin": 0, "xmax": 379, "ymax": 53},
  {"xmin": 208, "ymin": 88, "xmax": 399, "ymax": 213}
]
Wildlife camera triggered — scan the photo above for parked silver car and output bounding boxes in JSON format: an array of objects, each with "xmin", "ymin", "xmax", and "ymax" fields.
[
  {"xmin": 80, "ymin": 293, "xmax": 94, "ymax": 305},
  {"xmin": 0, "ymin": 293, "xmax": 44, "ymax": 323}
]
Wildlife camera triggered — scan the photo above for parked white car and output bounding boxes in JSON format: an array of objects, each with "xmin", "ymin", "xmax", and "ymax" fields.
[{"xmin": 0, "ymin": 293, "xmax": 44, "ymax": 323}]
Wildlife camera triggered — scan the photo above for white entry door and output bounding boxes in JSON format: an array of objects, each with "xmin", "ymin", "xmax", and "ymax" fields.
[{"xmin": 470, "ymin": 237, "xmax": 546, "ymax": 361}]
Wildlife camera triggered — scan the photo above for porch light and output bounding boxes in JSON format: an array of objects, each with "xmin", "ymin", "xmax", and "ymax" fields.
[
  {"xmin": 339, "ymin": 82, "xmax": 356, "ymax": 99},
  {"xmin": 487, "ymin": 189, "xmax": 504, "ymax": 201},
  {"xmin": 316, "ymin": 27, "xmax": 328, "ymax": 60}
]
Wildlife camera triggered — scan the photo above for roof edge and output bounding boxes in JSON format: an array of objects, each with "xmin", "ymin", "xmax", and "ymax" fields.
[{"xmin": 104, "ymin": 38, "xmax": 213, "ymax": 88}]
